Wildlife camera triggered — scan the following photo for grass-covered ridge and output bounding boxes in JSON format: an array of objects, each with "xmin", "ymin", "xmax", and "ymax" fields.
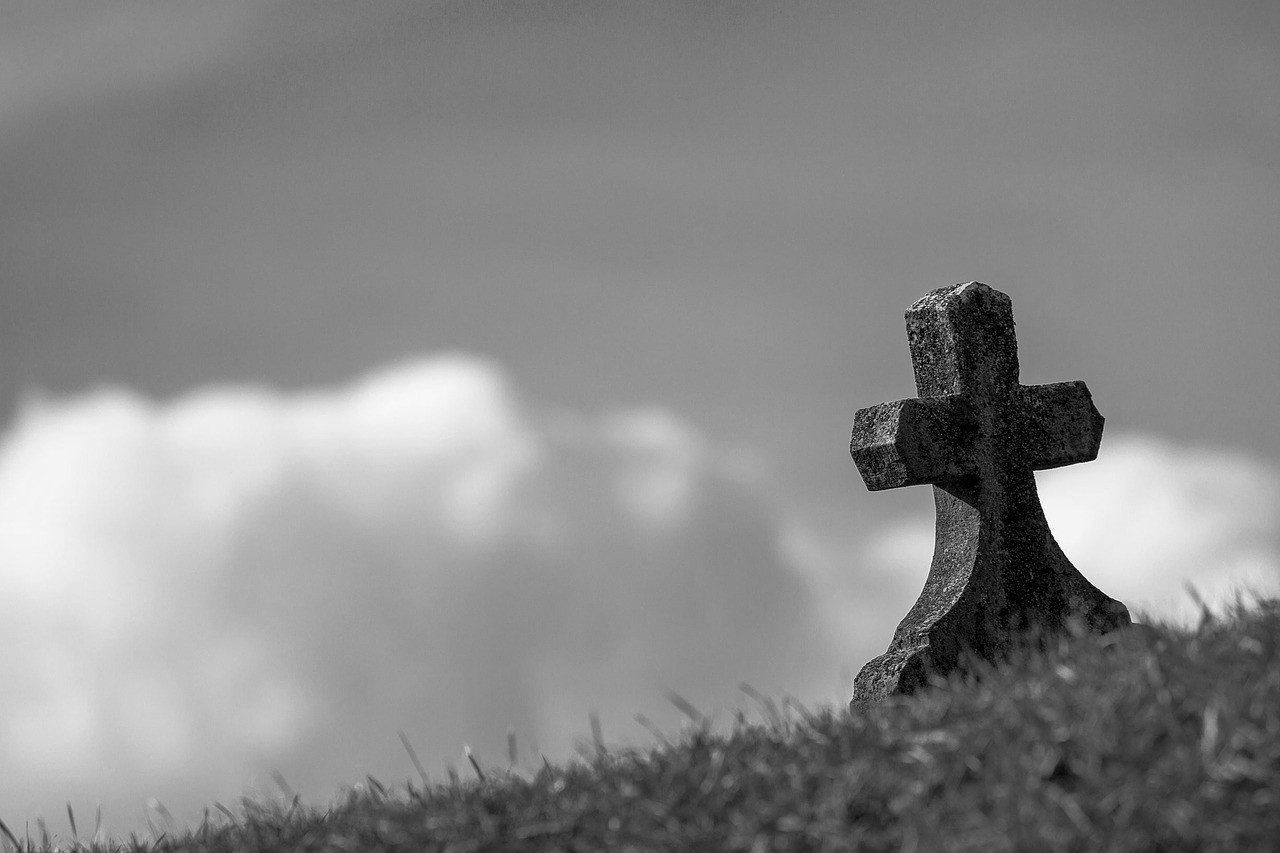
[{"xmin": 6, "ymin": 599, "xmax": 1279, "ymax": 852}]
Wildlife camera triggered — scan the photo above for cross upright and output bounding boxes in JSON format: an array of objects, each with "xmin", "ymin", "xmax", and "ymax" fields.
[{"xmin": 849, "ymin": 282, "xmax": 1130, "ymax": 707}]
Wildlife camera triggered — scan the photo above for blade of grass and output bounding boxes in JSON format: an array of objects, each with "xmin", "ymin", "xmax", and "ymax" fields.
[
  {"xmin": 739, "ymin": 683, "xmax": 783, "ymax": 730},
  {"xmin": 667, "ymin": 692, "xmax": 707, "ymax": 728},
  {"xmin": 365, "ymin": 776, "xmax": 388, "ymax": 800},
  {"xmin": 0, "ymin": 816, "xmax": 19, "ymax": 852},
  {"xmin": 399, "ymin": 731, "xmax": 431, "ymax": 790},
  {"xmin": 635, "ymin": 714, "xmax": 671, "ymax": 748},
  {"xmin": 590, "ymin": 711, "xmax": 606, "ymax": 758},
  {"xmin": 465, "ymin": 745, "xmax": 487, "ymax": 782},
  {"xmin": 150, "ymin": 798, "xmax": 176, "ymax": 832},
  {"xmin": 272, "ymin": 770, "xmax": 297, "ymax": 804},
  {"xmin": 1184, "ymin": 582, "xmax": 1214, "ymax": 628},
  {"xmin": 215, "ymin": 802, "xmax": 238, "ymax": 826}
]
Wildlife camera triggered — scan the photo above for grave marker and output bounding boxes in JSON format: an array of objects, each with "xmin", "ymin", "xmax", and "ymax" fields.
[{"xmin": 849, "ymin": 282, "xmax": 1130, "ymax": 707}]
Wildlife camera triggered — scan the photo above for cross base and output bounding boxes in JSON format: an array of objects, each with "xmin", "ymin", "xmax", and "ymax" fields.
[{"xmin": 850, "ymin": 470, "xmax": 1131, "ymax": 708}]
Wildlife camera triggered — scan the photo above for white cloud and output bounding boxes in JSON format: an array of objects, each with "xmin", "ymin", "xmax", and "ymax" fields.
[
  {"xmin": 3, "ymin": 360, "xmax": 1273, "ymax": 840},
  {"xmin": 0, "ymin": 355, "xmax": 840, "ymax": 836},
  {"xmin": 1039, "ymin": 435, "xmax": 1280, "ymax": 621},
  {"xmin": 858, "ymin": 433, "xmax": 1280, "ymax": 627}
]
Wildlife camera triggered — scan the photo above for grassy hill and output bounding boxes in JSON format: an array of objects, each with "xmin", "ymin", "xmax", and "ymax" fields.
[{"xmin": 6, "ymin": 598, "xmax": 1278, "ymax": 852}]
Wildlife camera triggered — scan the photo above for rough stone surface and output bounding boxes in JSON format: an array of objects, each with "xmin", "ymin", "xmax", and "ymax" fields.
[{"xmin": 849, "ymin": 282, "xmax": 1131, "ymax": 708}]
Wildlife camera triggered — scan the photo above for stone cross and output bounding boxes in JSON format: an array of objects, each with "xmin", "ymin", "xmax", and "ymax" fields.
[{"xmin": 849, "ymin": 282, "xmax": 1130, "ymax": 707}]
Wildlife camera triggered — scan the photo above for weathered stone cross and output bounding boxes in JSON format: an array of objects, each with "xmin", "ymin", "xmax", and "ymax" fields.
[{"xmin": 849, "ymin": 282, "xmax": 1130, "ymax": 707}]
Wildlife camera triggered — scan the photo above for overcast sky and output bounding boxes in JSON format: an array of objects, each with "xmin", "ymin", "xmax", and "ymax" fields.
[{"xmin": 0, "ymin": 0, "xmax": 1277, "ymax": 838}]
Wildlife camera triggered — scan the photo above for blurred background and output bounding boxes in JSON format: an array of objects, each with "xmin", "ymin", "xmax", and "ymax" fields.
[{"xmin": 0, "ymin": 0, "xmax": 1277, "ymax": 837}]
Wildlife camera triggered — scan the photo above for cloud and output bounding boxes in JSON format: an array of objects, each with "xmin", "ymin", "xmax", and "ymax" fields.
[
  {"xmin": 1039, "ymin": 435, "xmax": 1280, "ymax": 620},
  {"xmin": 858, "ymin": 433, "xmax": 1280, "ymax": 627},
  {"xmin": 2, "ymin": 358, "xmax": 1274, "ymax": 839},
  {"xmin": 0, "ymin": 355, "xmax": 841, "ymax": 836}
]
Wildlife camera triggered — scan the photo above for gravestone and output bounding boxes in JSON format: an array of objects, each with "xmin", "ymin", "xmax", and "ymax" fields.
[{"xmin": 849, "ymin": 282, "xmax": 1130, "ymax": 707}]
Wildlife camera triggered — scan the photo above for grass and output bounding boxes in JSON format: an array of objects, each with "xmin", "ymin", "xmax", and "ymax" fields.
[{"xmin": 5, "ymin": 597, "xmax": 1279, "ymax": 852}]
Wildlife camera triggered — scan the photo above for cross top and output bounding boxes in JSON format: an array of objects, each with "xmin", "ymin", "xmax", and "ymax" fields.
[
  {"xmin": 909, "ymin": 282, "xmax": 1020, "ymax": 396},
  {"xmin": 855, "ymin": 282, "xmax": 1105, "ymax": 492},
  {"xmin": 849, "ymin": 282, "xmax": 1129, "ymax": 707}
]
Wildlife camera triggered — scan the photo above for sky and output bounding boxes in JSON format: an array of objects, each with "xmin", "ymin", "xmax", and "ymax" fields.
[{"xmin": 0, "ymin": 0, "xmax": 1277, "ymax": 838}]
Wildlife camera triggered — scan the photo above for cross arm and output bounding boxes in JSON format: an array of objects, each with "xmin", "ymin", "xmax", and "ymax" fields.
[
  {"xmin": 850, "ymin": 395, "xmax": 978, "ymax": 490},
  {"xmin": 1017, "ymin": 381, "xmax": 1104, "ymax": 471}
]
